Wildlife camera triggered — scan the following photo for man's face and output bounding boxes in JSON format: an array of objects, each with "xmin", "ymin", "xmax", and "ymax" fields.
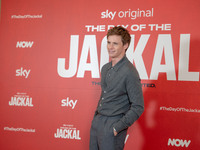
[{"xmin": 107, "ymin": 35, "xmax": 128, "ymax": 59}]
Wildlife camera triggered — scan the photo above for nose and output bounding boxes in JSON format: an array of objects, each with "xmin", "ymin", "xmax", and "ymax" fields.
[{"xmin": 108, "ymin": 43, "xmax": 114, "ymax": 50}]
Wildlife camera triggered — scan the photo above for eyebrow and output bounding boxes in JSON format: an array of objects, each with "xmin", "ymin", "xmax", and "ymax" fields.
[{"xmin": 107, "ymin": 41, "xmax": 119, "ymax": 44}]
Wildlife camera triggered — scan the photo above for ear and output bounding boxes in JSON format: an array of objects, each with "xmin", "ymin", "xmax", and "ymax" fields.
[{"xmin": 123, "ymin": 43, "xmax": 129, "ymax": 51}]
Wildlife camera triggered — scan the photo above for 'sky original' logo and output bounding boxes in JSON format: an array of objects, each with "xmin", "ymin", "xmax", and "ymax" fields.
[
  {"xmin": 61, "ymin": 97, "xmax": 78, "ymax": 109},
  {"xmin": 16, "ymin": 67, "xmax": 31, "ymax": 78}
]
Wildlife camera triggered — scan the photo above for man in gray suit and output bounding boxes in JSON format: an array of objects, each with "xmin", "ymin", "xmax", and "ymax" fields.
[{"xmin": 90, "ymin": 26, "xmax": 144, "ymax": 150}]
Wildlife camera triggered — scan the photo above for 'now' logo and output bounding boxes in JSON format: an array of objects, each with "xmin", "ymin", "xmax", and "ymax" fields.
[
  {"xmin": 168, "ymin": 138, "xmax": 191, "ymax": 147},
  {"xmin": 16, "ymin": 41, "xmax": 34, "ymax": 48}
]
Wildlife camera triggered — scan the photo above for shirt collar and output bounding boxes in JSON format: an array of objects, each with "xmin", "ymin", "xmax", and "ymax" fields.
[{"xmin": 107, "ymin": 55, "xmax": 128, "ymax": 72}]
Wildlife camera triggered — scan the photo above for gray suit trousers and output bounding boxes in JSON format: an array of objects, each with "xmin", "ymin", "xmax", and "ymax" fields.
[{"xmin": 90, "ymin": 114, "xmax": 127, "ymax": 150}]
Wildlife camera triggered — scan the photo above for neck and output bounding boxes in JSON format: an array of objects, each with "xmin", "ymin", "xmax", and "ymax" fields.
[{"xmin": 111, "ymin": 55, "xmax": 125, "ymax": 67}]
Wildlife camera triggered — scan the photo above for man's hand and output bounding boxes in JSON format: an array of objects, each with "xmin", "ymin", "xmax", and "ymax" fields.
[{"xmin": 113, "ymin": 128, "xmax": 117, "ymax": 136}]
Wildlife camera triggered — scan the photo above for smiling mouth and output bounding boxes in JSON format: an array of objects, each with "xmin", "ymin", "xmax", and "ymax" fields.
[{"xmin": 108, "ymin": 50, "xmax": 115, "ymax": 54}]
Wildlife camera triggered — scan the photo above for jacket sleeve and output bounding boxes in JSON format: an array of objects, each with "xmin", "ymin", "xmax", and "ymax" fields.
[{"xmin": 113, "ymin": 67, "xmax": 144, "ymax": 133}]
